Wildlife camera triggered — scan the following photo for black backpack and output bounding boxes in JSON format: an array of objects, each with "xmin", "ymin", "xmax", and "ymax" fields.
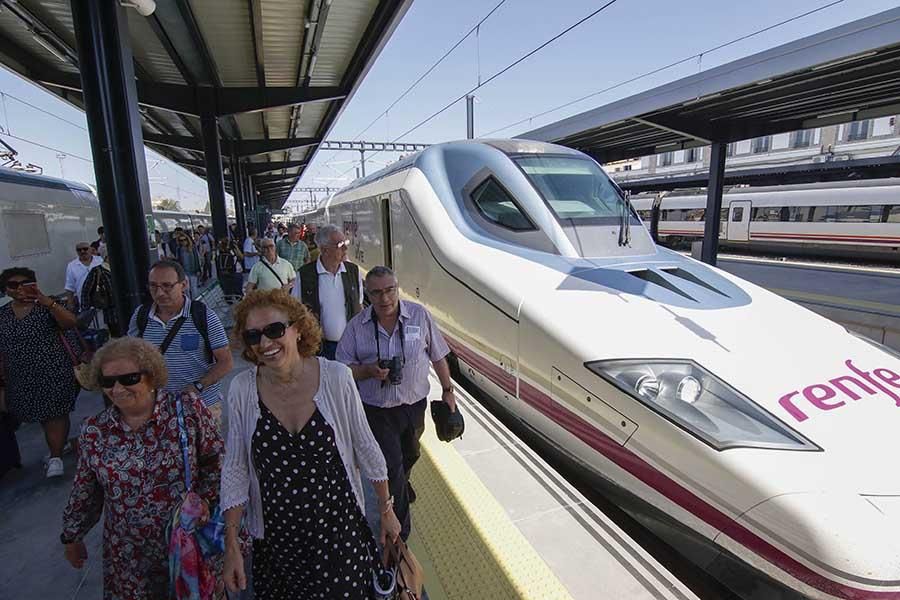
[
  {"xmin": 136, "ymin": 299, "xmax": 213, "ymax": 361},
  {"xmin": 82, "ymin": 265, "xmax": 114, "ymax": 310}
]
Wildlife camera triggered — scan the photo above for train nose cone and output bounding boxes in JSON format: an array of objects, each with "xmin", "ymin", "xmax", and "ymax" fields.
[{"xmin": 723, "ymin": 492, "xmax": 900, "ymax": 598}]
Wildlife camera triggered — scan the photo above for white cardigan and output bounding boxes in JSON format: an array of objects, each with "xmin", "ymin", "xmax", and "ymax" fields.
[{"xmin": 220, "ymin": 358, "xmax": 388, "ymax": 538}]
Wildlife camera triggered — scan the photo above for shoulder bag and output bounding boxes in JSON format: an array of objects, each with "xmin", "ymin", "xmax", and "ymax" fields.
[{"xmin": 260, "ymin": 260, "xmax": 285, "ymax": 287}]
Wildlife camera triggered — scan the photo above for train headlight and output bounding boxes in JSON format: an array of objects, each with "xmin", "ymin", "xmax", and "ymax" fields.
[{"xmin": 587, "ymin": 360, "xmax": 819, "ymax": 451}]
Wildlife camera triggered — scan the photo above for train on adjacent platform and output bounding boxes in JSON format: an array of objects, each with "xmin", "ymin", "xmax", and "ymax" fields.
[
  {"xmin": 0, "ymin": 167, "xmax": 215, "ymax": 296},
  {"xmin": 304, "ymin": 139, "xmax": 900, "ymax": 600},
  {"xmin": 628, "ymin": 179, "xmax": 900, "ymax": 262}
]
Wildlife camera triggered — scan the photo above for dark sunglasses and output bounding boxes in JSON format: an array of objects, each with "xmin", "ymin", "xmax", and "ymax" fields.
[
  {"xmin": 5, "ymin": 279, "xmax": 36, "ymax": 290},
  {"xmin": 242, "ymin": 321, "xmax": 293, "ymax": 346},
  {"xmin": 99, "ymin": 372, "xmax": 144, "ymax": 388}
]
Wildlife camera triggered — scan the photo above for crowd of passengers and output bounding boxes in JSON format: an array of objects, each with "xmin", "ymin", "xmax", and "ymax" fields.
[{"xmin": 0, "ymin": 221, "xmax": 456, "ymax": 599}]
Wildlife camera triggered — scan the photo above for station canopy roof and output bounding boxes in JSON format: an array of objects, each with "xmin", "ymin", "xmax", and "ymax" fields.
[
  {"xmin": 0, "ymin": 0, "xmax": 411, "ymax": 208},
  {"xmin": 521, "ymin": 7, "xmax": 900, "ymax": 165}
]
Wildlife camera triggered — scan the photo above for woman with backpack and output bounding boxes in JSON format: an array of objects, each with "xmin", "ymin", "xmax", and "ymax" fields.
[{"xmin": 81, "ymin": 248, "xmax": 120, "ymax": 337}]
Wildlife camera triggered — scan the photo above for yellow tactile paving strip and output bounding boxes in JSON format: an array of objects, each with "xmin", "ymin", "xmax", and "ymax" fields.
[{"xmin": 409, "ymin": 420, "xmax": 574, "ymax": 600}]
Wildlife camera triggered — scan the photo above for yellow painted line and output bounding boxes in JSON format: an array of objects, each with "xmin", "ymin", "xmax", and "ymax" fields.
[
  {"xmin": 770, "ymin": 287, "xmax": 900, "ymax": 317},
  {"xmin": 410, "ymin": 419, "xmax": 574, "ymax": 600}
]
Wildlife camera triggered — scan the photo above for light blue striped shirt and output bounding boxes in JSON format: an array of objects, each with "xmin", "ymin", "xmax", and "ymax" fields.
[
  {"xmin": 127, "ymin": 295, "xmax": 229, "ymax": 407},
  {"xmin": 336, "ymin": 300, "xmax": 450, "ymax": 408}
]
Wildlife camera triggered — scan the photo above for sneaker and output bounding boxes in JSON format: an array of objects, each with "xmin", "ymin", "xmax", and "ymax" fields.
[
  {"xmin": 43, "ymin": 442, "xmax": 73, "ymax": 466},
  {"xmin": 46, "ymin": 457, "xmax": 64, "ymax": 478}
]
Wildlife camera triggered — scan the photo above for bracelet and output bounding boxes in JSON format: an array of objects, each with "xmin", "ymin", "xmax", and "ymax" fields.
[{"xmin": 380, "ymin": 495, "xmax": 395, "ymax": 514}]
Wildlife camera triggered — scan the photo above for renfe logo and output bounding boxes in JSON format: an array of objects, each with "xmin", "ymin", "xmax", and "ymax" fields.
[{"xmin": 779, "ymin": 360, "xmax": 900, "ymax": 423}]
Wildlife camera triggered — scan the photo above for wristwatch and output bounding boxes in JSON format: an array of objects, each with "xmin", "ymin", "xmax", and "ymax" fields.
[
  {"xmin": 193, "ymin": 381, "xmax": 205, "ymax": 393},
  {"xmin": 442, "ymin": 385, "xmax": 453, "ymax": 393}
]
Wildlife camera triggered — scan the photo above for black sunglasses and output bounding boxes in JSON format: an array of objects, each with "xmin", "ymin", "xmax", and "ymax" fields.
[
  {"xmin": 99, "ymin": 372, "xmax": 144, "ymax": 388},
  {"xmin": 5, "ymin": 279, "xmax": 36, "ymax": 290},
  {"xmin": 242, "ymin": 321, "xmax": 293, "ymax": 346}
]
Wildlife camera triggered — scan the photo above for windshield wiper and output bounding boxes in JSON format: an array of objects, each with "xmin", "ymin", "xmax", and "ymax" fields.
[{"xmin": 618, "ymin": 190, "xmax": 633, "ymax": 247}]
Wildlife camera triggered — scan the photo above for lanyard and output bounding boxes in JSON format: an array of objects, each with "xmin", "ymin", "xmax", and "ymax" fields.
[{"xmin": 373, "ymin": 310, "xmax": 405, "ymax": 363}]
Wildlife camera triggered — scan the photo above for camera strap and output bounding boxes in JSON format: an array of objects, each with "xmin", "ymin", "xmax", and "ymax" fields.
[{"xmin": 373, "ymin": 309, "xmax": 405, "ymax": 363}]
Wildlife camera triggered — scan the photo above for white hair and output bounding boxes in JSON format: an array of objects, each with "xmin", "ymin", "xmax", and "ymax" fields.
[{"xmin": 315, "ymin": 224, "xmax": 343, "ymax": 248}]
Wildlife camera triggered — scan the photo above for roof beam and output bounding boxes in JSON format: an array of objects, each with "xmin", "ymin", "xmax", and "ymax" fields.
[
  {"xmin": 216, "ymin": 86, "xmax": 346, "ymax": 116},
  {"xmin": 252, "ymin": 174, "xmax": 300, "ymax": 184},
  {"xmin": 231, "ymin": 138, "xmax": 321, "ymax": 157},
  {"xmin": 247, "ymin": 0, "xmax": 271, "ymax": 148},
  {"xmin": 631, "ymin": 117, "xmax": 712, "ymax": 145},
  {"xmin": 244, "ymin": 160, "xmax": 308, "ymax": 174},
  {"xmin": 143, "ymin": 134, "xmax": 204, "ymax": 152}
]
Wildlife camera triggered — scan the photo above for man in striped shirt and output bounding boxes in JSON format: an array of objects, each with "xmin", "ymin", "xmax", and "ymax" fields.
[
  {"xmin": 336, "ymin": 266, "xmax": 456, "ymax": 540},
  {"xmin": 127, "ymin": 260, "xmax": 234, "ymax": 422}
]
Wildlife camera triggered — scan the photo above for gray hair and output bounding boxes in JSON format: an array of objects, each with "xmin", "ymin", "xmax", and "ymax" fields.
[
  {"xmin": 287, "ymin": 223, "xmax": 301, "ymax": 233},
  {"xmin": 315, "ymin": 224, "xmax": 343, "ymax": 248},
  {"xmin": 364, "ymin": 265, "xmax": 396, "ymax": 286}
]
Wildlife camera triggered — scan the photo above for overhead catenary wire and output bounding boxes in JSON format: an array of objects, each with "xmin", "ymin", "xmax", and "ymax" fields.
[
  {"xmin": 0, "ymin": 90, "xmax": 88, "ymax": 131},
  {"xmin": 481, "ymin": 0, "xmax": 848, "ymax": 138},
  {"xmin": 334, "ymin": 0, "xmax": 622, "ymax": 180}
]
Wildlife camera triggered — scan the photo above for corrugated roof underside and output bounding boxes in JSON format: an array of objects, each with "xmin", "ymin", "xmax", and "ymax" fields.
[
  {"xmin": 314, "ymin": 1, "xmax": 378, "ymax": 87},
  {"xmin": 29, "ymin": 0, "xmax": 78, "ymax": 50},
  {"xmin": 262, "ymin": 1, "xmax": 307, "ymax": 86},
  {"xmin": 126, "ymin": 11, "xmax": 186, "ymax": 85},
  {"xmin": 0, "ymin": 8, "xmax": 78, "ymax": 74},
  {"xmin": 189, "ymin": 0, "xmax": 257, "ymax": 86}
]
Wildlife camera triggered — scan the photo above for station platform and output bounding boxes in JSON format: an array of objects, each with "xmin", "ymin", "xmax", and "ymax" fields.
[{"xmin": 0, "ymin": 348, "xmax": 698, "ymax": 600}]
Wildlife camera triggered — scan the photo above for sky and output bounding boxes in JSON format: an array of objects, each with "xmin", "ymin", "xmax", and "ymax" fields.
[{"xmin": 1, "ymin": 0, "xmax": 898, "ymax": 212}]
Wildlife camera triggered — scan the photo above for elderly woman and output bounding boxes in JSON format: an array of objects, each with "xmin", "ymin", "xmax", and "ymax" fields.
[
  {"xmin": 61, "ymin": 337, "xmax": 223, "ymax": 600},
  {"xmin": 221, "ymin": 290, "xmax": 400, "ymax": 599},
  {"xmin": 0, "ymin": 267, "xmax": 79, "ymax": 478}
]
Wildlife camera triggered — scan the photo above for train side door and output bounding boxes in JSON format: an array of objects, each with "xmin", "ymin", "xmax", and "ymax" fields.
[
  {"xmin": 380, "ymin": 196, "xmax": 393, "ymax": 268},
  {"xmin": 727, "ymin": 200, "xmax": 752, "ymax": 242}
]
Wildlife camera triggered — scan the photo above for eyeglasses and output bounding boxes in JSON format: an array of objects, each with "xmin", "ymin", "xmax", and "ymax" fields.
[
  {"xmin": 99, "ymin": 372, "xmax": 144, "ymax": 388},
  {"xmin": 76, "ymin": 247, "xmax": 91, "ymax": 253},
  {"xmin": 242, "ymin": 321, "xmax": 293, "ymax": 346},
  {"xmin": 367, "ymin": 286, "xmax": 397, "ymax": 298},
  {"xmin": 5, "ymin": 279, "xmax": 36, "ymax": 290},
  {"xmin": 149, "ymin": 282, "xmax": 180, "ymax": 292},
  {"xmin": 327, "ymin": 240, "xmax": 350, "ymax": 250}
]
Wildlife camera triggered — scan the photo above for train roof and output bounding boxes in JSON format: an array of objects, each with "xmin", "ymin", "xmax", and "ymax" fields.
[
  {"xmin": 0, "ymin": 167, "xmax": 94, "ymax": 193},
  {"xmin": 333, "ymin": 139, "xmax": 584, "ymax": 199}
]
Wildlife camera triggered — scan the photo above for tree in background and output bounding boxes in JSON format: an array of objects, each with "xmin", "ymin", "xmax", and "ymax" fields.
[{"xmin": 154, "ymin": 197, "xmax": 181, "ymax": 211}]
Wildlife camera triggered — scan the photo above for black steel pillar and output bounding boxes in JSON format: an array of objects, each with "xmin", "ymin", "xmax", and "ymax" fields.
[
  {"xmin": 649, "ymin": 194, "xmax": 662, "ymax": 243},
  {"xmin": 231, "ymin": 152, "xmax": 246, "ymax": 240},
  {"xmin": 70, "ymin": 0, "xmax": 153, "ymax": 327},
  {"xmin": 701, "ymin": 141, "xmax": 727, "ymax": 265},
  {"xmin": 199, "ymin": 92, "xmax": 228, "ymax": 241}
]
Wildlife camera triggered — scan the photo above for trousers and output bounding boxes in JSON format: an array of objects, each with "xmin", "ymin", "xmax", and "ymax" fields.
[{"xmin": 363, "ymin": 398, "xmax": 427, "ymax": 540}]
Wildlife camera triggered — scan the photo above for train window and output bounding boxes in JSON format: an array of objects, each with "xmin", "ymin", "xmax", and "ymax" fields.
[
  {"xmin": 684, "ymin": 208, "xmax": 704, "ymax": 221},
  {"xmin": 809, "ymin": 205, "xmax": 883, "ymax": 223},
  {"xmin": 3, "ymin": 211, "xmax": 50, "ymax": 257},
  {"xmin": 886, "ymin": 205, "xmax": 900, "ymax": 223},
  {"xmin": 514, "ymin": 155, "xmax": 633, "ymax": 223},
  {"xmin": 637, "ymin": 210, "xmax": 653, "ymax": 220},
  {"xmin": 470, "ymin": 177, "xmax": 535, "ymax": 231},
  {"xmin": 731, "ymin": 207, "xmax": 744, "ymax": 221}
]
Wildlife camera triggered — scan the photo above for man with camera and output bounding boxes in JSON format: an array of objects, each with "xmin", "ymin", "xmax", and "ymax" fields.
[{"xmin": 336, "ymin": 266, "xmax": 456, "ymax": 540}]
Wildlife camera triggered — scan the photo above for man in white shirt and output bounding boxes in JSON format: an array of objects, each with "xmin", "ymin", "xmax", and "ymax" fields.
[
  {"xmin": 295, "ymin": 224, "xmax": 363, "ymax": 360},
  {"xmin": 64, "ymin": 242, "xmax": 103, "ymax": 311},
  {"xmin": 246, "ymin": 238, "xmax": 295, "ymax": 292},
  {"xmin": 242, "ymin": 228, "xmax": 260, "ymax": 272}
]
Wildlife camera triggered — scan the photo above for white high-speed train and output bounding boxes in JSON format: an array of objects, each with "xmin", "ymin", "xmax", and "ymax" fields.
[
  {"xmin": 0, "ymin": 168, "xmax": 217, "ymax": 295},
  {"xmin": 305, "ymin": 140, "xmax": 900, "ymax": 599},
  {"xmin": 629, "ymin": 179, "xmax": 900, "ymax": 261}
]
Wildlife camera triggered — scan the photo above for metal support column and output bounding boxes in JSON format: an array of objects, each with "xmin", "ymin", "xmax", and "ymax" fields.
[
  {"xmin": 701, "ymin": 141, "xmax": 727, "ymax": 265},
  {"xmin": 649, "ymin": 194, "xmax": 662, "ymax": 243},
  {"xmin": 200, "ymin": 93, "xmax": 229, "ymax": 241},
  {"xmin": 466, "ymin": 94, "xmax": 475, "ymax": 139},
  {"xmin": 359, "ymin": 149, "xmax": 366, "ymax": 178},
  {"xmin": 70, "ymin": 0, "xmax": 153, "ymax": 326},
  {"xmin": 231, "ymin": 152, "xmax": 246, "ymax": 239}
]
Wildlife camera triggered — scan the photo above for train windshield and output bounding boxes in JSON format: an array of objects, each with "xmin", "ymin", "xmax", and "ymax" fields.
[{"xmin": 514, "ymin": 155, "xmax": 630, "ymax": 223}]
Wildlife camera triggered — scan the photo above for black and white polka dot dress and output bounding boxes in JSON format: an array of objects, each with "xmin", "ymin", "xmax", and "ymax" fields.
[{"xmin": 251, "ymin": 402, "xmax": 378, "ymax": 600}]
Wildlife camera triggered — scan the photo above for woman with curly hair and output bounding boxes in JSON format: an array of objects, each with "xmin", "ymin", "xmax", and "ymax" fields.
[
  {"xmin": 0, "ymin": 267, "xmax": 79, "ymax": 478},
  {"xmin": 61, "ymin": 337, "xmax": 224, "ymax": 599},
  {"xmin": 221, "ymin": 290, "xmax": 399, "ymax": 599}
]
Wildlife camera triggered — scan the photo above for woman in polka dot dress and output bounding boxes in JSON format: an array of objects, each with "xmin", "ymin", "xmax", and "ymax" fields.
[{"xmin": 221, "ymin": 291, "xmax": 401, "ymax": 599}]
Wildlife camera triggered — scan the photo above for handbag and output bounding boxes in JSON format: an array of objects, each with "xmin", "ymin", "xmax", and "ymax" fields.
[
  {"xmin": 59, "ymin": 328, "xmax": 95, "ymax": 387},
  {"xmin": 382, "ymin": 537, "xmax": 424, "ymax": 600},
  {"xmin": 167, "ymin": 394, "xmax": 226, "ymax": 600}
]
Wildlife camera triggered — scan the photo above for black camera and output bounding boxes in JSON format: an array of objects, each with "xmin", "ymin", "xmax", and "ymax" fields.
[{"xmin": 378, "ymin": 356, "xmax": 404, "ymax": 386}]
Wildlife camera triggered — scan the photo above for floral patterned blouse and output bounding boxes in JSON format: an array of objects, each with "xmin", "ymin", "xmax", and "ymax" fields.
[{"xmin": 61, "ymin": 391, "xmax": 223, "ymax": 600}]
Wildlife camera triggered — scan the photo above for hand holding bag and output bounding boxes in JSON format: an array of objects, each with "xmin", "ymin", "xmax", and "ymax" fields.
[
  {"xmin": 430, "ymin": 400, "xmax": 465, "ymax": 442},
  {"xmin": 383, "ymin": 537, "xmax": 424, "ymax": 600}
]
